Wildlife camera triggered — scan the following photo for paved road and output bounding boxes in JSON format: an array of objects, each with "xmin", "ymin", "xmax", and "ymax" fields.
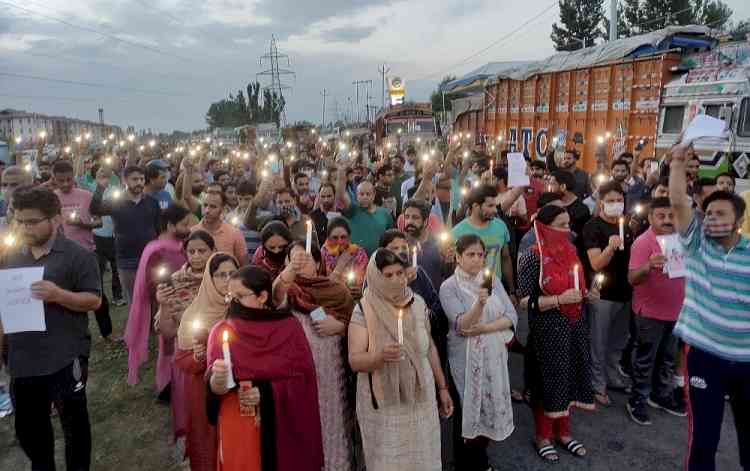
[{"xmin": 478, "ymin": 314, "xmax": 741, "ymax": 471}]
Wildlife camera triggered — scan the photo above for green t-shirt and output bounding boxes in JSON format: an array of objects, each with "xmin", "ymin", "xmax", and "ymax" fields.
[
  {"xmin": 343, "ymin": 204, "xmax": 394, "ymax": 256},
  {"xmin": 451, "ymin": 218, "xmax": 511, "ymax": 280}
]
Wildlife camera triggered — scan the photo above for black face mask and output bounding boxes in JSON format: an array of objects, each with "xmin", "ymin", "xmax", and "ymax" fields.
[{"xmin": 265, "ymin": 247, "xmax": 287, "ymax": 264}]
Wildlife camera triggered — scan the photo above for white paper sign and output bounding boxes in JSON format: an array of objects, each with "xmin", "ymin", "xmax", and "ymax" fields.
[
  {"xmin": 310, "ymin": 307, "xmax": 327, "ymax": 322},
  {"xmin": 0, "ymin": 267, "xmax": 46, "ymax": 333},
  {"xmin": 682, "ymin": 114, "xmax": 729, "ymax": 145},
  {"xmin": 507, "ymin": 153, "xmax": 530, "ymax": 188},
  {"xmin": 657, "ymin": 234, "xmax": 686, "ymax": 279}
]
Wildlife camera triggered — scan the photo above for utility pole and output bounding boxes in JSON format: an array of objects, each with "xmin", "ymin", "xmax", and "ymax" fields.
[
  {"xmin": 257, "ymin": 35, "xmax": 295, "ymax": 127},
  {"xmin": 609, "ymin": 0, "xmax": 618, "ymax": 41},
  {"xmin": 321, "ymin": 89, "xmax": 329, "ymax": 128},
  {"xmin": 378, "ymin": 64, "xmax": 390, "ymax": 110},
  {"xmin": 365, "ymin": 80, "xmax": 373, "ymax": 123},
  {"xmin": 353, "ymin": 80, "xmax": 369, "ymax": 124}
]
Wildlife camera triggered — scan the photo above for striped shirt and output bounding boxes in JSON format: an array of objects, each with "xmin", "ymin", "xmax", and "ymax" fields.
[{"xmin": 673, "ymin": 215, "xmax": 750, "ymax": 362}]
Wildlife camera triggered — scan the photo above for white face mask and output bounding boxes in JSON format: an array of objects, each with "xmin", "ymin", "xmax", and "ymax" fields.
[{"xmin": 602, "ymin": 202, "xmax": 624, "ymax": 218}]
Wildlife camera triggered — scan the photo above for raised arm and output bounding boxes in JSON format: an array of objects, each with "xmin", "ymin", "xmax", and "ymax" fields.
[
  {"xmin": 668, "ymin": 143, "xmax": 694, "ymax": 233},
  {"xmin": 335, "ymin": 160, "xmax": 352, "ymax": 211},
  {"xmin": 89, "ymin": 183, "xmax": 113, "ymax": 217}
]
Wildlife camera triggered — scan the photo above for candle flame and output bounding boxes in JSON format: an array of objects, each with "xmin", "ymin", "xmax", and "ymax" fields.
[
  {"xmin": 4, "ymin": 234, "xmax": 16, "ymax": 247},
  {"xmin": 112, "ymin": 190, "xmax": 121, "ymax": 199},
  {"xmin": 231, "ymin": 216, "xmax": 239, "ymax": 226},
  {"xmin": 222, "ymin": 330, "xmax": 229, "ymax": 342},
  {"xmin": 347, "ymin": 271, "xmax": 355, "ymax": 282},
  {"xmin": 157, "ymin": 265, "xmax": 168, "ymax": 278},
  {"xmin": 398, "ymin": 309, "xmax": 403, "ymax": 320},
  {"xmin": 595, "ymin": 273, "xmax": 605, "ymax": 285},
  {"xmin": 192, "ymin": 320, "xmax": 201, "ymax": 330},
  {"xmin": 439, "ymin": 232, "xmax": 449, "ymax": 243}
]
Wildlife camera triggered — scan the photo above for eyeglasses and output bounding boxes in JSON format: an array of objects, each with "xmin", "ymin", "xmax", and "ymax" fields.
[
  {"xmin": 213, "ymin": 270, "xmax": 237, "ymax": 280},
  {"xmin": 15, "ymin": 217, "xmax": 50, "ymax": 227}
]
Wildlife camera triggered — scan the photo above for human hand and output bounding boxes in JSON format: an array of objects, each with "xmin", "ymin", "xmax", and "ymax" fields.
[
  {"xmin": 313, "ymin": 316, "xmax": 345, "ymax": 337},
  {"xmin": 30, "ymin": 280, "xmax": 61, "ymax": 303},
  {"xmin": 381, "ymin": 344, "xmax": 402, "ymax": 363},
  {"xmin": 405, "ymin": 266, "xmax": 418, "ymax": 283},
  {"xmin": 558, "ymin": 288, "xmax": 583, "ymax": 305},
  {"xmin": 608, "ymin": 235, "xmax": 622, "ymax": 251},
  {"xmin": 239, "ymin": 381, "xmax": 260, "ymax": 407},
  {"xmin": 460, "ymin": 323, "xmax": 486, "ymax": 337},
  {"xmin": 648, "ymin": 253, "xmax": 667, "ymax": 270},
  {"xmin": 476, "ymin": 288, "xmax": 489, "ymax": 306},
  {"xmin": 155, "ymin": 283, "xmax": 175, "ymax": 305},
  {"xmin": 211, "ymin": 359, "xmax": 228, "ymax": 387},
  {"xmin": 439, "ymin": 388, "xmax": 454, "ymax": 418}
]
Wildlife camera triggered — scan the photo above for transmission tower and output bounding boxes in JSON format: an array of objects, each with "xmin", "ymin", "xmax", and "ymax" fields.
[{"xmin": 257, "ymin": 35, "xmax": 295, "ymax": 127}]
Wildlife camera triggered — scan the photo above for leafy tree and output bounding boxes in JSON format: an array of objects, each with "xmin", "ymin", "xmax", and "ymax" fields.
[
  {"xmin": 550, "ymin": 0, "xmax": 605, "ymax": 50},
  {"xmin": 693, "ymin": 0, "xmax": 732, "ymax": 30},
  {"xmin": 430, "ymin": 75, "xmax": 456, "ymax": 124},
  {"xmin": 601, "ymin": 1, "xmax": 633, "ymax": 40},
  {"xmin": 617, "ymin": 0, "xmax": 732, "ymax": 35},
  {"xmin": 205, "ymin": 81, "xmax": 287, "ymax": 129},
  {"xmin": 729, "ymin": 18, "xmax": 750, "ymax": 39}
]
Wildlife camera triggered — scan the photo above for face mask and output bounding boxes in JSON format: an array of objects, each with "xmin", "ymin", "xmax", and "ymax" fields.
[
  {"xmin": 703, "ymin": 216, "xmax": 735, "ymax": 239},
  {"xmin": 602, "ymin": 202, "xmax": 624, "ymax": 218},
  {"xmin": 265, "ymin": 248, "xmax": 287, "ymax": 264}
]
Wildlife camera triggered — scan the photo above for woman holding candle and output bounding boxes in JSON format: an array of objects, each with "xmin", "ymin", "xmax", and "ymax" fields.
[
  {"xmin": 321, "ymin": 217, "xmax": 368, "ymax": 294},
  {"xmin": 439, "ymin": 234, "xmax": 518, "ymax": 470},
  {"xmin": 517, "ymin": 206, "xmax": 595, "ymax": 462},
  {"xmin": 154, "ymin": 231, "xmax": 215, "ymax": 446},
  {"xmin": 272, "ymin": 241, "xmax": 356, "ymax": 471},
  {"xmin": 348, "ymin": 248, "xmax": 453, "ymax": 471},
  {"xmin": 250, "ymin": 221, "xmax": 293, "ymax": 279},
  {"xmin": 174, "ymin": 252, "xmax": 239, "ymax": 471},
  {"xmin": 207, "ymin": 266, "xmax": 324, "ymax": 471}
]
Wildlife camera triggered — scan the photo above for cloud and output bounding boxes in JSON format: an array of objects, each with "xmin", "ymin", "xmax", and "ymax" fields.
[{"xmin": 318, "ymin": 25, "xmax": 376, "ymax": 43}]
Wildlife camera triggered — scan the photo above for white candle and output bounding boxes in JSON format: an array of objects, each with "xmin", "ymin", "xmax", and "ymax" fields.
[
  {"xmin": 618, "ymin": 217, "xmax": 625, "ymax": 250},
  {"xmin": 412, "ymin": 246, "xmax": 418, "ymax": 268},
  {"xmin": 658, "ymin": 238, "xmax": 668, "ymax": 256},
  {"xmin": 594, "ymin": 273, "xmax": 605, "ymax": 291},
  {"xmin": 346, "ymin": 270, "xmax": 356, "ymax": 286},
  {"xmin": 222, "ymin": 330, "xmax": 236, "ymax": 389},
  {"xmin": 69, "ymin": 211, "xmax": 78, "ymax": 221},
  {"xmin": 490, "ymin": 159, "xmax": 494, "ymax": 175},
  {"xmin": 397, "ymin": 310, "xmax": 404, "ymax": 345},
  {"xmin": 573, "ymin": 264, "xmax": 580, "ymax": 291},
  {"xmin": 305, "ymin": 220, "xmax": 312, "ymax": 253}
]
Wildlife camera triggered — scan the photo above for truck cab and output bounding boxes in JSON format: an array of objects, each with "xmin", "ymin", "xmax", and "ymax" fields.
[{"xmin": 657, "ymin": 43, "xmax": 750, "ymax": 194}]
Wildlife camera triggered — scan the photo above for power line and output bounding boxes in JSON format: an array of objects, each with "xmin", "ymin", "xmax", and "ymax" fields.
[
  {"xmin": 0, "ymin": 72, "xmax": 188, "ymax": 96},
  {"xmin": 417, "ymin": 1, "xmax": 558, "ymax": 81},
  {"xmin": 0, "ymin": 0, "xmax": 193, "ymax": 63},
  {"xmin": 0, "ymin": 93, "xmax": 117, "ymax": 103}
]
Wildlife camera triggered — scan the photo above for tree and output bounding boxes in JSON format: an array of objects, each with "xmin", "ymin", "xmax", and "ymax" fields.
[
  {"xmin": 551, "ymin": 0, "xmax": 605, "ymax": 51},
  {"xmin": 729, "ymin": 18, "xmax": 750, "ymax": 39},
  {"xmin": 616, "ymin": 0, "xmax": 733, "ymax": 36},
  {"xmin": 430, "ymin": 75, "xmax": 456, "ymax": 124},
  {"xmin": 694, "ymin": 0, "xmax": 732, "ymax": 30},
  {"xmin": 205, "ymin": 81, "xmax": 287, "ymax": 129},
  {"xmin": 601, "ymin": 1, "xmax": 633, "ymax": 40}
]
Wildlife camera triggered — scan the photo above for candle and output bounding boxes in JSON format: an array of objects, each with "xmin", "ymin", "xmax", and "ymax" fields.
[
  {"xmin": 573, "ymin": 264, "xmax": 580, "ymax": 291},
  {"xmin": 231, "ymin": 216, "xmax": 239, "ymax": 226},
  {"xmin": 594, "ymin": 273, "xmax": 605, "ymax": 291},
  {"xmin": 634, "ymin": 204, "xmax": 643, "ymax": 215},
  {"xmin": 618, "ymin": 217, "xmax": 625, "ymax": 250},
  {"xmin": 397, "ymin": 310, "xmax": 404, "ymax": 345},
  {"xmin": 305, "ymin": 220, "xmax": 313, "ymax": 253},
  {"xmin": 112, "ymin": 190, "xmax": 121, "ymax": 200},
  {"xmin": 222, "ymin": 330, "xmax": 237, "ymax": 389},
  {"xmin": 192, "ymin": 319, "xmax": 201, "ymax": 332},
  {"xmin": 346, "ymin": 270, "xmax": 356, "ymax": 286},
  {"xmin": 658, "ymin": 238, "xmax": 668, "ymax": 257},
  {"xmin": 490, "ymin": 159, "xmax": 494, "ymax": 175},
  {"xmin": 439, "ymin": 232, "xmax": 449, "ymax": 244},
  {"xmin": 157, "ymin": 265, "xmax": 168, "ymax": 280},
  {"xmin": 69, "ymin": 211, "xmax": 78, "ymax": 221},
  {"xmin": 412, "ymin": 245, "xmax": 418, "ymax": 268},
  {"xmin": 4, "ymin": 233, "xmax": 15, "ymax": 247}
]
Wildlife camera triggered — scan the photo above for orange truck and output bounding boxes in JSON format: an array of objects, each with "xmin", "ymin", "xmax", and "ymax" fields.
[{"xmin": 448, "ymin": 26, "xmax": 750, "ymax": 192}]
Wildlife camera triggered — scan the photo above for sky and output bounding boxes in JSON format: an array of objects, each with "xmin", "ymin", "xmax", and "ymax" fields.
[{"xmin": 1, "ymin": 0, "xmax": 749, "ymax": 133}]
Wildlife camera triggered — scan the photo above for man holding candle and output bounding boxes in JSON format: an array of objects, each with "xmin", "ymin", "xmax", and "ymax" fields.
[
  {"xmin": 626, "ymin": 197, "xmax": 686, "ymax": 425},
  {"xmin": 583, "ymin": 181, "xmax": 634, "ymax": 405}
]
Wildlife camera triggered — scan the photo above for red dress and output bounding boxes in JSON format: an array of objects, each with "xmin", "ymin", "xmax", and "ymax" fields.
[{"xmin": 216, "ymin": 391, "xmax": 262, "ymax": 471}]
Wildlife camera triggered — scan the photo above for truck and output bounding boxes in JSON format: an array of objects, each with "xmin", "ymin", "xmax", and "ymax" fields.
[
  {"xmin": 448, "ymin": 26, "xmax": 750, "ymax": 192},
  {"xmin": 374, "ymin": 102, "xmax": 439, "ymax": 153}
]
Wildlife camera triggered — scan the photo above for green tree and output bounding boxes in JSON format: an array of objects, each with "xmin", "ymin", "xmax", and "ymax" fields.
[
  {"xmin": 430, "ymin": 75, "xmax": 456, "ymax": 124},
  {"xmin": 618, "ymin": 0, "xmax": 732, "ymax": 35},
  {"xmin": 551, "ymin": 0, "xmax": 605, "ymax": 50},
  {"xmin": 601, "ymin": 1, "xmax": 633, "ymax": 40},
  {"xmin": 694, "ymin": 0, "xmax": 732, "ymax": 30},
  {"xmin": 206, "ymin": 81, "xmax": 287, "ymax": 129},
  {"xmin": 729, "ymin": 18, "xmax": 750, "ymax": 39}
]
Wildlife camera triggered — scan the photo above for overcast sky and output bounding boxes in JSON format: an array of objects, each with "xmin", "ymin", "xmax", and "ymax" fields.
[{"xmin": 2, "ymin": 0, "xmax": 749, "ymax": 133}]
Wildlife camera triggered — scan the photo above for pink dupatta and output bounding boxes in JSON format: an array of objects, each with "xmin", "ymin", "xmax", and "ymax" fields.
[{"xmin": 125, "ymin": 238, "xmax": 187, "ymax": 389}]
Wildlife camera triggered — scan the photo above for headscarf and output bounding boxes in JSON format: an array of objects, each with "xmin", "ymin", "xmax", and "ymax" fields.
[
  {"xmin": 286, "ymin": 274, "xmax": 354, "ymax": 325},
  {"xmin": 359, "ymin": 250, "xmax": 427, "ymax": 406},
  {"xmin": 532, "ymin": 220, "xmax": 586, "ymax": 323},
  {"xmin": 176, "ymin": 252, "xmax": 238, "ymax": 351}
]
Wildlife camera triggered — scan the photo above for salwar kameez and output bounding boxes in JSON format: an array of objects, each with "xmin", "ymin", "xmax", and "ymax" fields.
[{"xmin": 216, "ymin": 391, "xmax": 262, "ymax": 471}]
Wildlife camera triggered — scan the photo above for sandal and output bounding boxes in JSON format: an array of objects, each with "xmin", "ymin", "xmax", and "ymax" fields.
[
  {"xmin": 534, "ymin": 441, "xmax": 559, "ymax": 462},
  {"xmin": 594, "ymin": 392, "xmax": 611, "ymax": 406},
  {"xmin": 511, "ymin": 389, "xmax": 525, "ymax": 403},
  {"xmin": 557, "ymin": 439, "xmax": 587, "ymax": 457}
]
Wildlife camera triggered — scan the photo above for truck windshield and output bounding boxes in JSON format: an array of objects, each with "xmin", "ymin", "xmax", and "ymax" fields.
[
  {"xmin": 739, "ymin": 98, "xmax": 750, "ymax": 138},
  {"xmin": 662, "ymin": 106, "xmax": 685, "ymax": 134},
  {"xmin": 414, "ymin": 120, "xmax": 435, "ymax": 133}
]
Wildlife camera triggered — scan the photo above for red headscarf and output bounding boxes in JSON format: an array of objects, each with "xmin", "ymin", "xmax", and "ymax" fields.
[{"xmin": 531, "ymin": 220, "xmax": 586, "ymax": 323}]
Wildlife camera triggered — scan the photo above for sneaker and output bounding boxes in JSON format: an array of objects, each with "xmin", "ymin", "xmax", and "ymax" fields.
[
  {"xmin": 627, "ymin": 398, "xmax": 651, "ymax": 425},
  {"xmin": 648, "ymin": 395, "xmax": 687, "ymax": 417},
  {"xmin": 112, "ymin": 297, "xmax": 127, "ymax": 307},
  {"xmin": 0, "ymin": 389, "xmax": 13, "ymax": 418}
]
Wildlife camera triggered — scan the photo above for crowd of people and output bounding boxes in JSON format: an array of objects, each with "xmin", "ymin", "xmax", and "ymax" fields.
[{"xmin": 0, "ymin": 130, "xmax": 748, "ymax": 471}]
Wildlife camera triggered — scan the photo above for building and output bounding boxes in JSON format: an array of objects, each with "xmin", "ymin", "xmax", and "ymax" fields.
[{"xmin": 0, "ymin": 109, "xmax": 121, "ymax": 150}]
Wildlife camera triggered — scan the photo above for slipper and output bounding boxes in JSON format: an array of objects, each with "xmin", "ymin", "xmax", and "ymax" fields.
[
  {"xmin": 511, "ymin": 389, "xmax": 525, "ymax": 403},
  {"xmin": 534, "ymin": 442, "xmax": 559, "ymax": 463},
  {"xmin": 594, "ymin": 392, "xmax": 611, "ymax": 406},
  {"xmin": 557, "ymin": 439, "xmax": 586, "ymax": 457}
]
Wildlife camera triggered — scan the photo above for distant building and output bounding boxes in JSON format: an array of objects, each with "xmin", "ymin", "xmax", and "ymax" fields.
[{"xmin": 0, "ymin": 109, "xmax": 121, "ymax": 149}]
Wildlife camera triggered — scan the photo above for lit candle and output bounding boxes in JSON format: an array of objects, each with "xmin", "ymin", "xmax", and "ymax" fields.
[
  {"xmin": 594, "ymin": 273, "xmax": 605, "ymax": 291},
  {"xmin": 4, "ymin": 233, "xmax": 16, "ymax": 247},
  {"xmin": 658, "ymin": 237, "xmax": 668, "ymax": 257},
  {"xmin": 157, "ymin": 265, "xmax": 168, "ymax": 280},
  {"xmin": 618, "ymin": 217, "xmax": 625, "ymax": 250},
  {"xmin": 305, "ymin": 219, "xmax": 313, "ymax": 253},
  {"xmin": 69, "ymin": 211, "xmax": 78, "ymax": 221},
  {"xmin": 104, "ymin": 157, "xmax": 112, "ymax": 165},
  {"xmin": 573, "ymin": 264, "xmax": 580, "ymax": 291},
  {"xmin": 439, "ymin": 232, "xmax": 449, "ymax": 244},
  {"xmin": 231, "ymin": 216, "xmax": 239, "ymax": 226},
  {"xmin": 397, "ymin": 310, "xmax": 404, "ymax": 345},
  {"xmin": 412, "ymin": 245, "xmax": 418, "ymax": 268},
  {"xmin": 346, "ymin": 270, "xmax": 356, "ymax": 286},
  {"xmin": 634, "ymin": 204, "xmax": 643, "ymax": 215},
  {"xmin": 222, "ymin": 330, "xmax": 237, "ymax": 389},
  {"xmin": 490, "ymin": 159, "xmax": 494, "ymax": 175},
  {"xmin": 112, "ymin": 190, "xmax": 121, "ymax": 200}
]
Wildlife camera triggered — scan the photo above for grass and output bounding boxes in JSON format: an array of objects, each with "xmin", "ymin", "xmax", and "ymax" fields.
[{"xmin": 0, "ymin": 273, "xmax": 179, "ymax": 471}]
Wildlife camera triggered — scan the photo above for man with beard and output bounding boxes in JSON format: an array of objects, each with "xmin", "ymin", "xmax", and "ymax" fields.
[
  {"xmin": 669, "ymin": 143, "xmax": 750, "ymax": 471},
  {"xmin": 177, "ymin": 158, "xmax": 207, "ymax": 217},
  {"xmin": 292, "ymin": 172, "xmax": 316, "ymax": 214},
  {"xmin": 403, "ymin": 198, "xmax": 450, "ymax": 291},
  {"xmin": 451, "ymin": 184, "xmax": 515, "ymax": 297},
  {"xmin": 191, "ymin": 190, "xmax": 249, "ymax": 266},
  {"xmin": 338, "ymin": 160, "xmax": 394, "ymax": 256},
  {"xmin": 36, "ymin": 161, "xmax": 52, "ymax": 184},
  {"xmin": 374, "ymin": 163, "xmax": 397, "ymax": 217},
  {"xmin": 546, "ymin": 149, "xmax": 591, "ymax": 200},
  {"xmin": 307, "ymin": 182, "xmax": 339, "ymax": 242},
  {"xmin": 626, "ymin": 197, "xmax": 686, "ymax": 425},
  {"xmin": 90, "ymin": 166, "xmax": 161, "ymax": 306},
  {"xmin": 548, "ymin": 171, "xmax": 591, "ymax": 241},
  {"xmin": 3, "ymin": 186, "xmax": 101, "ymax": 471},
  {"xmin": 1, "ymin": 166, "xmax": 28, "ymax": 227},
  {"xmin": 389, "ymin": 154, "xmax": 408, "ymax": 212},
  {"xmin": 611, "ymin": 158, "xmax": 645, "ymax": 210}
]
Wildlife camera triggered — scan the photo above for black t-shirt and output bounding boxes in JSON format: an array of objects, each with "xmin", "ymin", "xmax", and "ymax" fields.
[
  {"xmin": 582, "ymin": 216, "xmax": 633, "ymax": 303},
  {"xmin": 565, "ymin": 198, "xmax": 591, "ymax": 237},
  {"xmin": 3, "ymin": 234, "xmax": 101, "ymax": 377}
]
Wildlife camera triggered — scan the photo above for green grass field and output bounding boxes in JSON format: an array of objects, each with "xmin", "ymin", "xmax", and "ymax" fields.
[{"xmin": 0, "ymin": 274, "xmax": 179, "ymax": 470}]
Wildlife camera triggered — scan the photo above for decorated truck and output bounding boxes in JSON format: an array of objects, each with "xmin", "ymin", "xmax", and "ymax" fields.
[
  {"xmin": 448, "ymin": 26, "xmax": 750, "ymax": 192},
  {"xmin": 374, "ymin": 102, "xmax": 439, "ymax": 153}
]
